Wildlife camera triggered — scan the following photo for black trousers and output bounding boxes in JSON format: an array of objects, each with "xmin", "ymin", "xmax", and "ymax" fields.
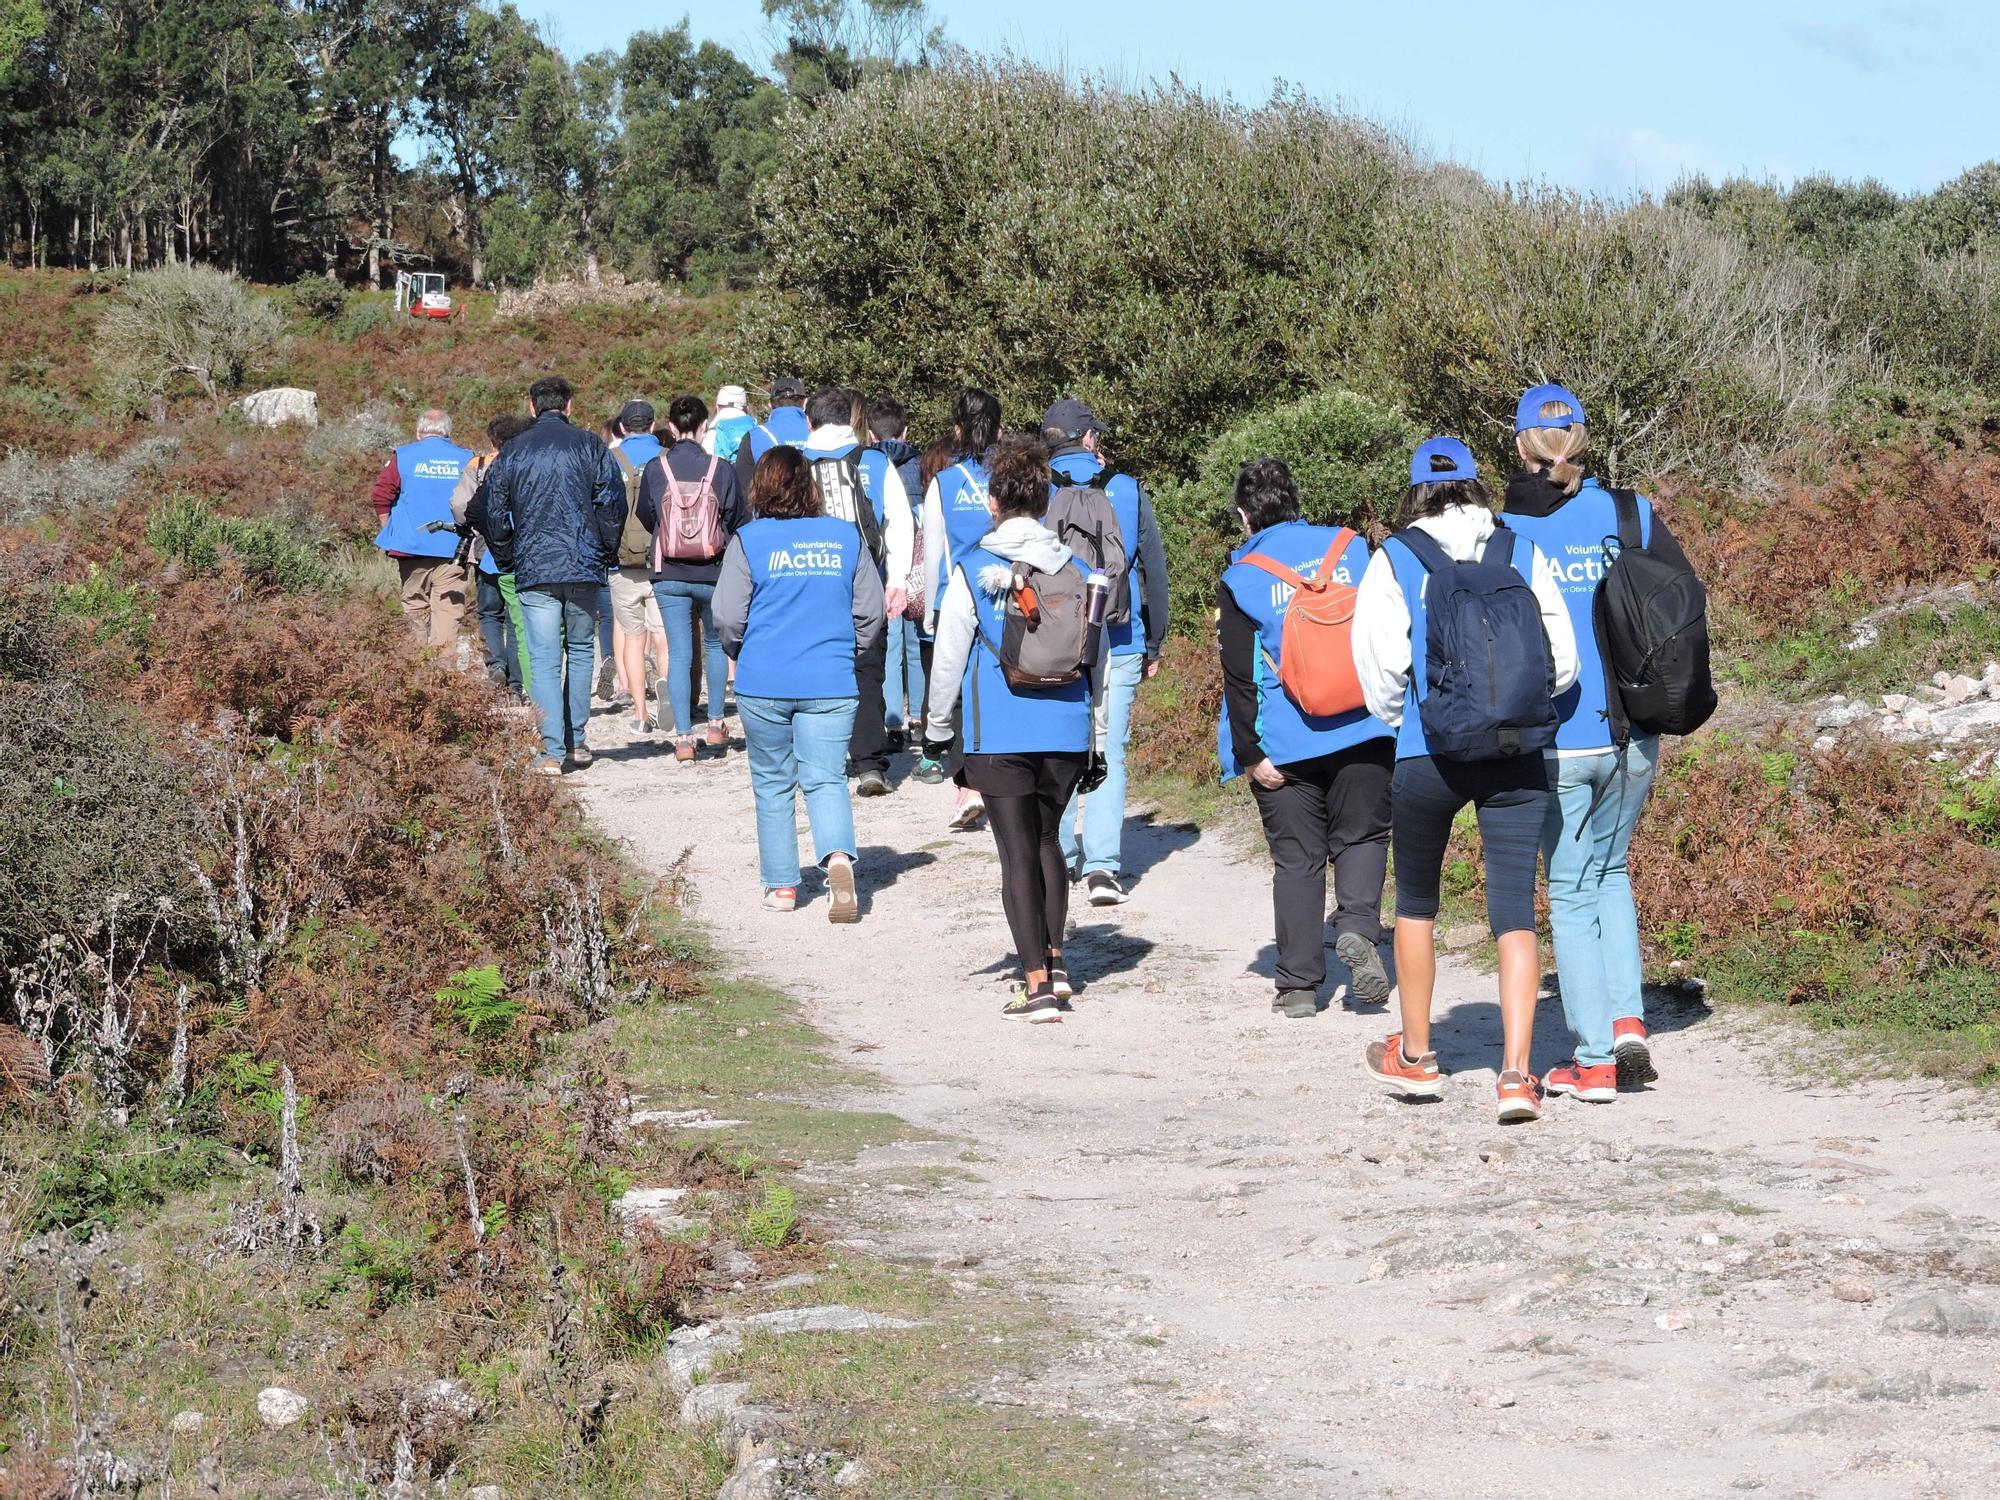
[
  {"xmin": 847, "ymin": 630, "xmax": 889, "ymax": 775},
  {"xmin": 1250, "ymin": 739, "xmax": 1394, "ymax": 993},
  {"xmin": 968, "ymin": 752, "xmax": 1088, "ymax": 978},
  {"xmin": 474, "ymin": 571, "xmax": 519, "ymax": 691},
  {"xmin": 1389, "ymin": 752, "xmax": 1548, "ymax": 936}
]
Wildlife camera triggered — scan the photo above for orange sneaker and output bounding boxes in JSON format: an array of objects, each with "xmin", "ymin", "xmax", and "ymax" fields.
[
  {"xmin": 1613, "ymin": 1018, "xmax": 1657, "ymax": 1085},
  {"xmin": 1544, "ymin": 1059, "xmax": 1617, "ymax": 1103},
  {"xmin": 705, "ymin": 720, "xmax": 729, "ymax": 750},
  {"xmin": 1363, "ymin": 1034, "xmax": 1443, "ymax": 1099},
  {"xmin": 1496, "ymin": 1070, "xmax": 1543, "ymax": 1124}
]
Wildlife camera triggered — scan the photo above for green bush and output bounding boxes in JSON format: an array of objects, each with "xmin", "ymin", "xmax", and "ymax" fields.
[
  {"xmin": 28, "ymin": 1120, "xmax": 230, "ymax": 1237},
  {"xmin": 95, "ymin": 264, "xmax": 286, "ymax": 417},
  {"xmin": 333, "ymin": 297, "xmax": 397, "ymax": 342},
  {"xmin": 146, "ymin": 496, "xmax": 333, "ymax": 593},
  {"xmin": 287, "ymin": 272, "xmax": 347, "ymax": 320},
  {"xmin": 1152, "ymin": 389, "xmax": 1419, "ymax": 635}
]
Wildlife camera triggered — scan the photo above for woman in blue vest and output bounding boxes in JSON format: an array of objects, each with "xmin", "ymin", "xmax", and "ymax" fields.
[
  {"xmin": 713, "ymin": 448, "xmax": 885, "ymax": 922},
  {"xmin": 1217, "ymin": 458, "xmax": 1396, "ymax": 1020},
  {"xmin": 1503, "ymin": 384, "xmax": 1694, "ymax": 1101},
  {"xmin": 1351, "ymin": 438, "xmax": 1578, "ymax": 1124},
  {"xmin": 917, "ymin": 388, "xmax": 1004, "ymax": 831},
  {"xmin": 923, "ymin": 436, "xmax": 1106, "ymax": 1023}
]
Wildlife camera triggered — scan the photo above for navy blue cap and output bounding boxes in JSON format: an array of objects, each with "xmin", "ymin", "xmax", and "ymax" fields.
[
  {"xmin": 1410, "ymin": 436, "xmax": 1477, "ymax": 485},
  {"xmin": 1515, "ymin": 383, "xmax": 1585, "ymax": 432},
  {"xmin": 617, "ymin": 399, "xmax": 655, "ymax": 431},
  {"xmin": 769, "ymin": 376, "xmax": 808, "ymax": 400},
  {"xmin": 1042, "ymin": 397, "xmax": 1102, "ymax": 438}
]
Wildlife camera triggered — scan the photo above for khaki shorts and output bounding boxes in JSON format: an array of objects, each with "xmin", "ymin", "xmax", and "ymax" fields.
[{"xmin": 608, "ymin": 567, "xmax": 664, "ymax": 635}]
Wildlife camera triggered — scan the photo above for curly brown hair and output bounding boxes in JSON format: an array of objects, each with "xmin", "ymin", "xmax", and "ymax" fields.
[
  {"xmin": 749, "ymin": 446, "xmax": 823, "ymax": 520},
  {"xmin": 986, "ymin": 435, "xmax": 1051, "ymax": 521}
]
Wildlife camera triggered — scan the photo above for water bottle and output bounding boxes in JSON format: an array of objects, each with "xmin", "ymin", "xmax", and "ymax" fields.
[{"xmin": 1084, "ymin": 570, "xmax": 1110, "ymax": 627}]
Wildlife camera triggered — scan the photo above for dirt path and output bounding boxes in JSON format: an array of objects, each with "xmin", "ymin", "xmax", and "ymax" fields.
[{"xmin": 578, "ymin": 710, "xmax": 2000, "ymax": 1500}]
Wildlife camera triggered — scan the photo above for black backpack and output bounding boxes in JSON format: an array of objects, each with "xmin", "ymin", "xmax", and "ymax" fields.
[
  {"xmin": 1594, "ymin": 489, "xmax": 1716, "ymax": 741},
  {"xmin": 1394, "ymin": 526, "xmax": 1560, "ymax": 761},
  {"xmin": 811, "ymin": 453, "xmax": 886, "ymax": 570}
]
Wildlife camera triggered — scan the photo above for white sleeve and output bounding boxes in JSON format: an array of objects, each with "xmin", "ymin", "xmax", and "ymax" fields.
[
  {"xmin": 922, "ymin": 568, "xmax": 977, "ymax": 744},
  {"xmin": 920, "ymin": 476, "xmax": 945, "ymax": 633},
  {"xmin": 882, "ymin": 461, "xmax": 913, "ymax": 585},
  {"xmin": 1529, "ymin": 542, "xmax": 1580, "ymax": 696},
  {"xmin": 1352, "ymin": 547, "xmax": 1411, "ymax": 730}
]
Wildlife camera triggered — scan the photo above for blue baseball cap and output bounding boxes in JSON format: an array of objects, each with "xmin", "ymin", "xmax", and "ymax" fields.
[
  {"xmin": 1410, "ymin": 436, "xmax": 1477, "ymax": 486},
  {"xmin": 1515, "ymin": 382, "xmax": 1585, "ymax": 432}
]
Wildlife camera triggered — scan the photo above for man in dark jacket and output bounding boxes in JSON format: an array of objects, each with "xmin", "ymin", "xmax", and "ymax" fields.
[{"xmin": 472, "ymin": 375, "xmax": 625, "ymax": 774}]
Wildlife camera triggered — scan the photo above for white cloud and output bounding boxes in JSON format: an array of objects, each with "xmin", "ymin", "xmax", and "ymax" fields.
[{"xmin": 1573, "ymin": 127, "xmax": 1728, "ymax": 199}]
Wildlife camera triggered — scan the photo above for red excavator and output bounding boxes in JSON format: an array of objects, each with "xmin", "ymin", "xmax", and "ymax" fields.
[{"xmin": 394, "ymin": 270, "xmax": 459, "ymax": 322}]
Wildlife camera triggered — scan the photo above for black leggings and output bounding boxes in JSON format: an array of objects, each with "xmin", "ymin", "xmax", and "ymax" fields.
[
  {"xmin": 1390, "ymin": 753, "xmax": 1548, "ymax": 937},
  {"xmin": 967, "ymin": 752, "xmax": 1088, "ymax": 977}
]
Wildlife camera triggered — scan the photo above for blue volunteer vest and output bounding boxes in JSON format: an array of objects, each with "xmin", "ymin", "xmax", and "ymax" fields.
[
  {"xmin": 958, "ymin": 546, "xmax": 1094, "ymax": 755},
  {"xmin": 733, "ymin": 518, "xmax": 864, "ymax": 700},
  {"xmin": 1503, "ymin": 477, "xmax": 1655, "ymax": 752},
  {"xmin": 1384, "ymin": 527, "xmax": 1540, "ymax": 761},
  {"xmin": 931, "ymin": 460, "xmax": 994, "ymax": 607},
  {"xmin": 618, "ymin": 432, "xmax": 662, "ymax": 468},
  {"xmin": 744, "ymin": 405, "xmax": 810, "ymax": 464},
  {"xmin": 856, "ymin": 448, "xmax": 895, "ymax": 530},
  {"xmin": 375, "ymin": 436, "xmax": 473, "ymax": 559},
  {"xmin": 1217, "ymin": 522, "xmax": 1393, "ymax": 780},
  {"xmin": 1051, "ymin": 449, "xmax": 1147, "ymax": 656}
]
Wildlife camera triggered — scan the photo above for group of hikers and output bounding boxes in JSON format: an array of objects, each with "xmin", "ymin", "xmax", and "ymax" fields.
[{"xmin": 368, "ymin": 372, "xmax": 1712, "ymax": 1126}]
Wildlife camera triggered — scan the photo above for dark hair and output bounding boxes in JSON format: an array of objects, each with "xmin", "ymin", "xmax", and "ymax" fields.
[
  {"xmin": 527, "ymin": 375, "xmax": 572, "ymax": 415},
  {"xmin": 1398, "ymin": 476, "xmax": 1491, "ymax": 527},
  {"xmin": 1233, "ymin": 458, "xmax": 1302, "ymax": 533},
  {"xmin": 986, "ymin": 436, "xmax": 1051, "ymax": 522},
  {"xmin": 666, "ymin": 394, "xmax": 707, "ymax": 436},
  {"xmin": 951, "ymin": 387, "xmax": 1001, "ymax": 458},
  {"xmin": 487, "ymin": 412, "xmax": 533, "ymax": 448},
  {"xmin": 918, "ymin": 437, "xmax": 955, "ymax": 499},
  {"xmin": 866, "ymin": 394, "xmax": 907, "ymax": 441},
  {"xmin": 751, "ymin": 446, "xmax": 823, "ymax": 520},
  {"xmin": 806, "ymin": 385, "xmax": 851, "ymax": 429}
]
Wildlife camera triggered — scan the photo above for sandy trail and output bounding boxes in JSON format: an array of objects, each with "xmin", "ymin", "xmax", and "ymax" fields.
[{"xmin": 578, "ymin": 707, "xmax": 2000, "ymax": 1500}]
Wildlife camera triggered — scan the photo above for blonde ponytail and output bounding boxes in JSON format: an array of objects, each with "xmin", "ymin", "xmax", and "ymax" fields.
[{"xmin": 1516, "ymin": 400, "xmax": 1589, "ymax": 495}]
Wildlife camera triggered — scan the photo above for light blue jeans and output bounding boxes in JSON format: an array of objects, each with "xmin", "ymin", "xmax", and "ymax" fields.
[
  {"xmin": 739, "ymin": 695, "xmax": 860, "ymax": 890},
  {"xmin": 883, "ymin": 617, "xmax": 927, "ymax": 730},
  {"xmin": 517, "ymin": 582, "xmax": 600, "ymax": 761},
  {"xmin": 1543, "ymin": 739, "xmax": 1660, "ymax": 1066},
  {"xmin": 652, "ymin": 579, "xmax": 730, "ymax": 736},
  {"xmin": 1060, "ymin": 650, "xmax": 1143, "ymax": 876}
]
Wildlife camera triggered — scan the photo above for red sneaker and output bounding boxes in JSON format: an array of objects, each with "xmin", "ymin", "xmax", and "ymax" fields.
[
  {"xmin": 1363, "ymin": 1033, "xmax": 1443, "ymax": 1099},
  {"xmin": 1496, "ymin": 1070, "xmax": 1543, "ymax": 1124},
  {"xmin": 1613, "ymin": 1018, "xmax": 1657, "ymax": 1085},
  {"xmin": 1544, "ymin": 1059, "xmax": 1618, "ymax": 1103}
]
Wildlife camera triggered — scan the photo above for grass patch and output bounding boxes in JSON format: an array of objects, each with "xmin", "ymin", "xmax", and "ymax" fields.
[{"xmin": 1728, "ymin": 596, "xmax": 2000, "ymax": 702}]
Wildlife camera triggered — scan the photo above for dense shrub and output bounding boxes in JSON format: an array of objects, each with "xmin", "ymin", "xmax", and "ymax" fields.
[
  {"xmin": 287, "ymin": 272, "xmax": 347, "ymax": 320},
  {"xmin": 0, "ymin": 435, "xmax": 182, "ymax": 524},
  {"xmin": 97, "ymin": 264, "xmax": 285, "ymax": 417}
]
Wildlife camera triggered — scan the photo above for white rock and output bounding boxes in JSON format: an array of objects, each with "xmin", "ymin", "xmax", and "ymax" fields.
[
  {"xmin": 469, "ymin": 1488, "xmax": 507, "ymax": 1500},
  {"xmin": 169, "ymin": 1410, "xmax": 205, "ymax": 1435},
  {"xmin": 1655, "ymin": 1309, "xmax": 1695, "ymax": 1332},
  {"xmin": 238, "ymin": 388, "xmax": 319, "ymax": 428},
  {"xmin": 1934, "ymin": 670, "xmax": 1954, "ymax": 689},
  {"xmin": 1881, "ymin": 694, "xmax": 1910, "ymax": 713},
  {"xmin": 680, "ymin": 1381, "xmax": 751, "ymax": 1427},
  {"xmin": 1943, "ymin": 674, "xmax": 1982, "ymax": 706},
  {"xmin": 1812, "ymin": 735, "xmax": 1837, "ymax": 753},
  {"xmin": 833, "ymin": 1459, "xmax": 873, "ymax": 1490},
  {"xmin": 256, "ymin": 1387, "xmax": 308, "ymax": 1428}
]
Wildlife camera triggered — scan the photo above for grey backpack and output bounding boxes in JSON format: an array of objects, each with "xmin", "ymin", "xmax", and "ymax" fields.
[
  {"xmin": 979, "ymin": 552, "xmax": 1100, "ymax": 688},
  {"xmin": 1044, "ymin": 470, "xmax": 1132, "ymax": 626}
]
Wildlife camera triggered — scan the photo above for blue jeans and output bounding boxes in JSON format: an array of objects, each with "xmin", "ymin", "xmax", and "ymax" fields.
[
  {"xmin": 596, "ymin": 583, "xmax": 614, "ymax": 662},
  {"xmin": 653, "ymin": 579, "xmax": 729, "ymax": 735},
  {"xmin": 1543, "ymin": 740, "xmax": 1660, "ymax": 1066},
  {"xmin": 738, "ymin": 695, "xmax": 859, "ymax": 889},
  {"xmin": 883, "ymin": 617, "xmax": 927, "ymax": 729},
  {"xmin": 1059, "ymin": 650, "xmax": 1143, "ymax": 876},
  {"xmin": 518, "ymin": 583, "xmax": 600, "ymax": 760}
]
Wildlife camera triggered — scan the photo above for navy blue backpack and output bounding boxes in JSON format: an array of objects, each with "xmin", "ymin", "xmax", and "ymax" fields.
[{"xmin": 1394, "ymin": 525, "xmax": 1559, "ymax": 761}]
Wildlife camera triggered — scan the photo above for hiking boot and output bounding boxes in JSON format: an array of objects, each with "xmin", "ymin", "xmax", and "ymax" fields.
[
  {"xmin": 1278, "ymin": 989, "xmax": 1318, "ymax": 1020},
  {"xmin": 855, "ymin": 769, "xmax": 891, "ymax": 798},
  {"xmin": 705, "ymin": 720, "xmax": 729, "ymax": 750},
  {"xmin": 1496, "ymin": 1070, "xmax": 1544, "ymax": 1124},
  {"xmin": 1002, "ymin": 986, "xmax": 1064, "ymax": 1023},
  {"xmin": 912, "ymin": 756, "xmax": 946, "ymax": 785},
  {"xmin": 1363, "ymin": 1033, "xmax": 1443, "ymax": 1099},
  {"xmin": 594, "ymin": 658, "xmax": 617, "ymax": 702},
  {"xmin": 673, "ymin": 737, "xmax": 697, "ymax": 767},
  {"xmin": 762, "ymin": 886, "xmax": 797, "ymax": 913},
  {"xmin": 1085, "ymin": 872, "xmax": 1128, "ymax": 906},
  {"xmin": 1334, "ymin": 932, "xmax": 1391, "ymax": 1004},
  {"xmin": 568, "ymin": 742, "xmax": 594, "ymax": 770},
  {"xmin": 1613, "ymin": 1018, "xmax": 1658, "ymax": 1085},
  {"xmin": 826, "ymin": 858, "xmax": 859, "ymax": 925},
  {"xmin": 532, "ymin": 756, "xmax": 564, "ymax": 777},
  {"xmin": 1545, "ymin": 1059, "xmax": 1618, "ymax": 1103}
]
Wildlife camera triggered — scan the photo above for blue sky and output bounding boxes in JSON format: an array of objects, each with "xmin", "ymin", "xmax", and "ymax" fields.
[{"xmin": 528, "ymin": 0, "xmax": 1995, "ymax": 197}]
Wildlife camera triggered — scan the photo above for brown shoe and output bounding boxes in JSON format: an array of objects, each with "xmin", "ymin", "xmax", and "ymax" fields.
[
  {"xmin": 673, "ymin": 736, "xmax": 697, "ymax": 766},
  {"xmin": 704, "ymin": 720, "xmax": 729, "ymax": 750}
]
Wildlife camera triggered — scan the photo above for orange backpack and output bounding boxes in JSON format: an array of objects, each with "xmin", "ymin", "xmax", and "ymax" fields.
[{"xmin": 1241, "ymin": 529, "xmax": 1366, "ymax": 718}]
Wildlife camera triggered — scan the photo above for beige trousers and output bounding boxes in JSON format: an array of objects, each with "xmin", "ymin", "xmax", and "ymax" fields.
[{"xmin": 396, "ymin": 557, "xmax": 469, "ymax": 649}]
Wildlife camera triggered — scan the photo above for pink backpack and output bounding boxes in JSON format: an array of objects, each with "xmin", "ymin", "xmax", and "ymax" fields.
[{"xmin": 655, "ymin": 457, "xmax": 725, "ymax": 564}]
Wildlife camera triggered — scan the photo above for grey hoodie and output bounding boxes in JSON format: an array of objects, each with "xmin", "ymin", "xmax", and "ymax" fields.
[{"xmin": 923, "ymin": 518, "xmax": 1107, "ymax": 752}]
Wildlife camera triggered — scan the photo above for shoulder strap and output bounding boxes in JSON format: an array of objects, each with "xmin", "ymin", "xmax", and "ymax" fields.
[
  {"xmin": 1320, "ymin": 527, "xmax": 1358, "ymax": 582},
  {"xmin": 1608, "ymin": 487, "xmax": 1642, "ymax": 551},
  {"xmin": 611, "ymin": 445, "xmax": 638, "ymax": 477},
  {"xmin": 1480, "ymin": 525, "xmax": 1518, "ymax": 568},
  {"xmin": 1390, "ymin": 527, "xmax": 1450, "ymax": 575},
  {"xmin": 1240, "ymin": 554, "xmax": 1311, "ymax": 593}
]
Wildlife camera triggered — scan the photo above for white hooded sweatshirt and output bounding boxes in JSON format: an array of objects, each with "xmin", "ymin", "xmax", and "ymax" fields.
[
  {"xmin": 923, "ymin": 517, "xmax": 1107, "ymax": 752},
  {"xmin": 1351, "ymin": 502, "xmax": 1579, "ymax": 732}
]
